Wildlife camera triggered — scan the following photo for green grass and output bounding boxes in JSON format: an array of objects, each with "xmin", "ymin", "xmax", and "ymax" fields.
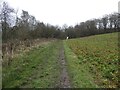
[
  {"xmin": 2, "ymin": 40, "xmax": 61, "ymax": 88},
  {"xmin": 2, "ymin": 32, "xmax": 119, "ymax": 88},
  {"xmin": 64, "ymin": 41, "xmax": 98, "ymax": 88},
  {"xmin": 64, "ymin": 32, "xmax": 119, "ymax": 88}
]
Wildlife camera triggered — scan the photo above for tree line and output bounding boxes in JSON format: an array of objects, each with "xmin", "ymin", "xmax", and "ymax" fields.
[
  {"xmin": 0, "ymin": 2, "xmax": 120, "ymax": 43},
  {"xmin": 65, "ymin": 13, "xmax": 120, "ymax": 38}
]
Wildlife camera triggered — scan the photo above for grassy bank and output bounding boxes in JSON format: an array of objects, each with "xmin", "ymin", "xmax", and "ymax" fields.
[{"xmin": 2, "ymin": 40, "xmax": 61, "ymax": 88}]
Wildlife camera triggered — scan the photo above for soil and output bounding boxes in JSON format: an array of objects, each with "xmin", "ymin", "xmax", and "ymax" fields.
[{"xmin": 57, "ymin": 43, "xmax": 71, "ymax": 88}]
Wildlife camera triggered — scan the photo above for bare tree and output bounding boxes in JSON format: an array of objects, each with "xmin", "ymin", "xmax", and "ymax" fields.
[
  {"xmin": 28, "ymin": 15, "xmax": 36, "ymax": 31},
  {"xmin": 0, "ymin": 2, "xmax": 14, "ymax": 42},
  {"xmin": 19, "ymin": 10, "xmax": 30, "ymax": 40},
  {"xmin": 102, "ymin": 15, "xmax": 108, "ymax": 30}
]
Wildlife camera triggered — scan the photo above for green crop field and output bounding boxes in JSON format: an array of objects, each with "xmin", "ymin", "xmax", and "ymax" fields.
[{"xmin": 64, "ymin": 32, "xmax": 119, "ymax": 88}]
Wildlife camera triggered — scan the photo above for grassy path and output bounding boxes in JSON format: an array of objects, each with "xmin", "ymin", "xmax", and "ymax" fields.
[
  {"xmin": 58, "ymin": 42, "xmax": 71, "ymax": 88},
  {"xmin": 3, "ymin": 32, "xmax": 117, "ymax": 88},
  {"xmin": 3, "ymin": 41, "xmax": 61, "ymax": 88},
  {"xmin": 2, "ymin": 40, "xmax": 71, "ymax": 88}
]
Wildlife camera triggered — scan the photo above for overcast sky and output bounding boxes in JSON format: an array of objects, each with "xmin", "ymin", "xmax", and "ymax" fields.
[{"xmin": 1, "ymin": 0, "xmax": 120, "ymax": 27}]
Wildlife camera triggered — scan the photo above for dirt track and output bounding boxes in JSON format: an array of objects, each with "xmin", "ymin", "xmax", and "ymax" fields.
[{"xmin": 58, "ymin": 43, "xmax": 71, "ymax": 88}]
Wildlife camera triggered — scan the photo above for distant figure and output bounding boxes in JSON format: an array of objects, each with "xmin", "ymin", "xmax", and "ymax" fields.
[{"xmin": 66, "ymin": 36, "xmax": 69, "ymax": 40}]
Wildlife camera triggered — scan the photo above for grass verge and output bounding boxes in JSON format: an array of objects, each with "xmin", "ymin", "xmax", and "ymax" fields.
[{"xmin": 2, "ymin": 40, "xmax": 61, "ymax": 88}]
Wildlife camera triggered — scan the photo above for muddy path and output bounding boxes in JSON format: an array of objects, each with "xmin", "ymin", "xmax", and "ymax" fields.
[{"xmin": 57, "ymin": 42, "xmax": 71, "ymax": 88}]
